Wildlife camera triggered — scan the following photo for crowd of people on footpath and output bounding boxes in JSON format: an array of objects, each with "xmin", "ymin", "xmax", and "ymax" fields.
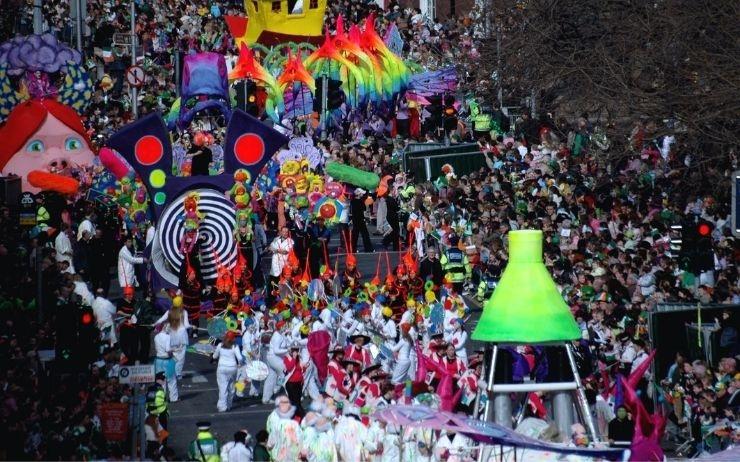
[{"xmin": 1, "ymin": 0, "xmax": 740, "ymax": 460}]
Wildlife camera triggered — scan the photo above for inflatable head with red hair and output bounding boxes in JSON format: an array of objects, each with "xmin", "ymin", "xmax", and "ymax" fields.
[{"xmin": 0, "ymin": 99, "xmax": 94, "ymax": 194}]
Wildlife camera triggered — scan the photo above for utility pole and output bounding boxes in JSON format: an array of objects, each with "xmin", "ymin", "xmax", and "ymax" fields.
[
  {"xmin": 130, "ymin": 0, "xmax": 138, "ymax": 119},
  {"xmin": 33, "ymin": 0, "xmax": 43, "ymax": 34},
  {"xmin": 75, "ymin": 0, "xmax": 83, "ymax": 52},
  {"xmin": 320, "ymin": 74, "xmax": 328, "ymax": 132}
]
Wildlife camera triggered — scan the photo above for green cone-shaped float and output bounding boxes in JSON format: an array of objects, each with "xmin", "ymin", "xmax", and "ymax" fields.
[{"xmin": 472, "ymin": 229, "xmax": 580, "ymax": 343}]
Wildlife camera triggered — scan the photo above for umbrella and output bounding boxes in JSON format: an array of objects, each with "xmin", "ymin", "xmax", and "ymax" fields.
[
  {"xmin": 406, "ymin": 92, "xmax": 431, "ymax": 105},
  {"xmin": 372, "ymin": 405, "xmax": 460, "ymax": 432}
]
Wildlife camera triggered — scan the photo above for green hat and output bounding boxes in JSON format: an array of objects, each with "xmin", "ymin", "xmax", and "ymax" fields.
[{"xmin": 580, "ymin": 285, "xmax": 595, "ymax": 299}]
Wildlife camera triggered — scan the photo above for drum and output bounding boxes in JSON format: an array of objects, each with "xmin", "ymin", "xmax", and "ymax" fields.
[
  {"xmin": 207, "ymin": 318, "xmax": 228, "ymax": 339},
  {"xmin": 246, "ymin": 360, "xmax": 269, "ymax": 381}
]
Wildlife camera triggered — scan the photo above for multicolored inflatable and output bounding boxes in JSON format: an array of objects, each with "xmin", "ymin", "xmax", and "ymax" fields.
[
  {"xmin": 0, "ymin": 33, "xmax": 95, "ymax": 194},
  {"xmin": 225, "ymin": 0, "xmax": 327, "ymax": 47}
]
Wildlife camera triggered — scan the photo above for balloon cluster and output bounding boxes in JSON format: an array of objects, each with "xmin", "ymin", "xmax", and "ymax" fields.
[{"xmin": 0, "ymin": 33, "xmax": 83, "ymax": 75}]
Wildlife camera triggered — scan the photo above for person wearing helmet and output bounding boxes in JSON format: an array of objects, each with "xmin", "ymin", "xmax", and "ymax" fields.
[{"xmin": 440, "ymin": 234, "xmax": 471, "ymax": 294}]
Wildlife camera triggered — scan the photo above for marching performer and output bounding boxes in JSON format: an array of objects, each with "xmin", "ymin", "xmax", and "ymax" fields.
[
  {"xmin": 344, "ymin": 333, "xmax": 373, "ymax": 368},
  {"xmin": 266, "ymin": 395, "xmax": 302, "ymax": 461},
  {"xmin": 325, "ymin": 348, "xmax": 352, "ymax": 402},
  {"xmin": 379, "ymin": 307, "xmax": 397, "ymax": 373},
  {"xmin": 153, "ymin": 325, "xmax": 178, "ymax": 402},
  {"xmin": 153, "ymin": 296, "xmax": 189, "ymax": 380},
  {"xmin": 212, "ymin": 331, "xmax": 243, "ymax": 412},
  {"xmin": 445, "ymin": 318, "xmax": 468, "ymax": 366},
  {"xmin": 263, "ymin": 320, "xmax": 289, "ymax": 404},
  {"xmin": 390, "ymin": 324, "xmax": 413, "ymax": 385}
]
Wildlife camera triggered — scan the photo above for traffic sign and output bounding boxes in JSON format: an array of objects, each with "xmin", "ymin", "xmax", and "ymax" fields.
[
  {"xmin": 126, "ymin": 66, "xmax": 146, "ymax": 88},
  {"xmin": 118, "ymin": 364, "xmax": 155, "ymax": 384},
  {"xmin": 113, "ymin": 33, "xmax": 134, "ymax": 48}
]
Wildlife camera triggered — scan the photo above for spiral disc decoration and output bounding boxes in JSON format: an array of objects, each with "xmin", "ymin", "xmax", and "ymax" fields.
[{"xmin": 157, "ymin": 189, "xmax": 237, "ymax": 281}]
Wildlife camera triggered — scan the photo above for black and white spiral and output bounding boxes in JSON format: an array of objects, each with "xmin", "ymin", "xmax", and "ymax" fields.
[{"xmin": 157, "ymin": 189, "xmax": 237, "ymax": 281}]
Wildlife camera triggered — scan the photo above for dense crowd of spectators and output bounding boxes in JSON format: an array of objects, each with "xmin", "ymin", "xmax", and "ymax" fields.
[{"xmin": 0, "ymin": 0, "xmax": 738, "ymax": 460}]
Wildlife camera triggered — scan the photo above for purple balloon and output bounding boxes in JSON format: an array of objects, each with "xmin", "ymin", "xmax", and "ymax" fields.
[
  {"xmin": 57, "ymin": 49, "xmax": 73, "ymax": 64},
  {"xmin": 28, "ymin": 35, "xmax": 42, "ymax": 50},
  {"xmin": 36, "ymin": 45, "xmax": 56, "ymax": 65},
  {"xmin": 42, "ymin": 63, "xmax": 57, "ymax": 73},
  {"xmin": 8, "ymin": 47, "xmax": 22, "ymax": 68},
  {"xmin": 40, "ymin": 33, "xmax": 57, "ymax": 47}
]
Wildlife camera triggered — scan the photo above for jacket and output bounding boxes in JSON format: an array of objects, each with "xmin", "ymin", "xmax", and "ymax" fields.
[
  {"xmin": 117, "ymin": 245, "xmax": 143, "ymax": 288},
  {"xmin": 188, "ymin": 431, "xmax": 220, "ymax": 462}
]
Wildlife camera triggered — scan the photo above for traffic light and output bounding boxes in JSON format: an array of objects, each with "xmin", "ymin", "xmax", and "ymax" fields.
[
  {"xmin": 235, "ymin": 79, "xmax": 259, "ymax": 116},
  {"xmin": 76, "ymin": 307, "xmax": 100, "ymax": 366},
  {"xmin": 692, "ymin": 219, "xmax": 714, "ymax": 273},
  {"xmin": 327, "ymin": 79, "xmax": 345, "ymax": 110},
  {"xmin": 677, "ymin": 217, "xmax": 715, "ymax": 274},
  {"xmin": 313, "ymin": 77, "xmax": 345, "ymax": 112}
]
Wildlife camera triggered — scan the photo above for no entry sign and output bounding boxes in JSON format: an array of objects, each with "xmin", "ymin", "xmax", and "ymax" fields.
[{"xmin": 126, "ymin": 66, "xmax": 146, "ymax": 88}]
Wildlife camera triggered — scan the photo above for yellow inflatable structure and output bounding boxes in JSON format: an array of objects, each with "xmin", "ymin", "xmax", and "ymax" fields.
[{"xmin": 225, "ymin": 0, "xmax": 327, "ymax": 47}]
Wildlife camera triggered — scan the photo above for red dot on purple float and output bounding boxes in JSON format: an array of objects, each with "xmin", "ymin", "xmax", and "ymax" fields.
[
  {"xmin": 135, "ymin": 135, "xmax": 164, "ymax": 166},
  {"xmin": 234, "ymin": 133, "xmax": 265, "ymax": 166}
]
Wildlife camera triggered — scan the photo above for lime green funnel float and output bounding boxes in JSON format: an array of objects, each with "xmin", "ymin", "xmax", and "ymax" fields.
[{"xmin": 472, "ymin": 229, "xmax": 580, "ymax": 343}]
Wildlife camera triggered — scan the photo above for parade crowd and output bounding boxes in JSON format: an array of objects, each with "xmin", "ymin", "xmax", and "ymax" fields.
[{"xmin": 1, "ymin": 0, "xmax": 740, "ymax": 461}]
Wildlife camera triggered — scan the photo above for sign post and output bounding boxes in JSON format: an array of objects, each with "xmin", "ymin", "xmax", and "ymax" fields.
[
  {"xmin": 732, "ymin": 170, "xmax": 740, "ymax": 237},
  {"xmin": 120, "ymin": 364, "xmax": 154, "ymax": 459}
]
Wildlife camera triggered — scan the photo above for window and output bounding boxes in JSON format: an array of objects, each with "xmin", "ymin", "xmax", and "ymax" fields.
[
  {"xmin": 309, "ymin": 0, "xmax": 318, "ymax": 9},
  {"xmin": 252, "ymin": 1, "xmax": 258, "ymax": 11},
  {"xmin": 272, "ymin": 1, "xmax": 281, "ymax": 11}
]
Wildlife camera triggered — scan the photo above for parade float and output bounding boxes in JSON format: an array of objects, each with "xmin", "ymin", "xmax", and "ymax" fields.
[{"xmin": 0, "ymin": 34, "xmax": 95, "ymax": 195}]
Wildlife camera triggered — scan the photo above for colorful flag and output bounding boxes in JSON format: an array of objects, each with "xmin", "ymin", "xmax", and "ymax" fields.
[{"xmin": 384, "ymin": 24, "xmax": 405, "ymax": 56}]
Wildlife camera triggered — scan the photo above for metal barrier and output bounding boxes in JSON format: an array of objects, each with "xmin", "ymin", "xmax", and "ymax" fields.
[{"xmin": 403, "ymin": 143, "xmax": 486, "ymax": 181}]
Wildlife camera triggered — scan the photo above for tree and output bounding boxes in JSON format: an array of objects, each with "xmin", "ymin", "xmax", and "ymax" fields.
[{"xmin": 469, "ymin": 0, "xmax": 740, "ymax": 162}]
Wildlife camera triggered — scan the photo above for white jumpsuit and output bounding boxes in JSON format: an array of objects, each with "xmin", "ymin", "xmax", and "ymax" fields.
[
  {"xmin": 213, "ymin": 344, "xmax": 243, "ymax": 412},
  {"xmin": 263, "ymin": 331, "xmax": 288, "ymax": 403},
  {"xmin": 390, "ymin": 337, "xmax": 412, "ymax": 385}
]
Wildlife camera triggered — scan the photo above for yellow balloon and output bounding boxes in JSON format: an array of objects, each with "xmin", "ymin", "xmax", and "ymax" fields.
[
  {"xmin": 425, "ymin": 290, "xmax": 436, "ymax": 303},
  {"xmin": 235, "ymin": 381, "xmax": 245, "ymax": 392}
]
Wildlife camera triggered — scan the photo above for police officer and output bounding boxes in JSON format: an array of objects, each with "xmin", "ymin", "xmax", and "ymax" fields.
[
  {"xmin": 476, "ymin": 264, "xmax": 498, "ymax": 302},
  {"xmin": 440, "ymin": 234, "xmax": 471, "ymax": 294},
  {"xmin": 188, "ymin": 421, "xmax": 221, "ymax": 462},
  {"xmin": 146, "ymin": 372, "xmax": 169, "ymax": 430}
]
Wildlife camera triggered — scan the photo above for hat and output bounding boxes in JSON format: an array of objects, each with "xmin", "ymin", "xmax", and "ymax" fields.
[
  {"xmin": 155, "ymin": 371, "xmax": 166, "ymax": 380},
  {"xmin": 331, "ymin": 347, "xmax": 345, "ymax": 356},
  {"xmin": 123, "ymin": 286, "xmax": 135, "ymax": 297},
  {"xmin": 196, "ymin": 421, "xmax": 211, "ymax": 431},
  {"xmin": 349, "ymin": 334, "xmax": 371, "ymax": 344},
  {"xmin": 342, "ymin": 359, "xmax": 362, "ymax": 368},
  {"xmin": 382, "ymin": 307, "xmax": 393, "ymax": 318},
  {"xmin": 469, "ymin": 356, "xmax": 484, "ymax": 369},
  {"xmin": 275, "ymin": 320, "xmax": 286, "ymax": 331},
  {"xmin": 361, "ymin": 364, "xmax": 382, "ymax": 376}
]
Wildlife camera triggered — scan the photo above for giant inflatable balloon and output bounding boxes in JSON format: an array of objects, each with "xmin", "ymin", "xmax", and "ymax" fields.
[
  {"xmin": 0, "ymin": 99, "xmax": 95, "ymax": 194},
  {"xmin": 0, "ymin": 33, "xmax": 95, "ymax": 194}
]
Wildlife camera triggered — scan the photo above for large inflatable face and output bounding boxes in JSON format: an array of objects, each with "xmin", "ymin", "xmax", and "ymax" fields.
[{"xmin": 0, "ymin": 100, "xmax": 94, "ymax": 193}]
